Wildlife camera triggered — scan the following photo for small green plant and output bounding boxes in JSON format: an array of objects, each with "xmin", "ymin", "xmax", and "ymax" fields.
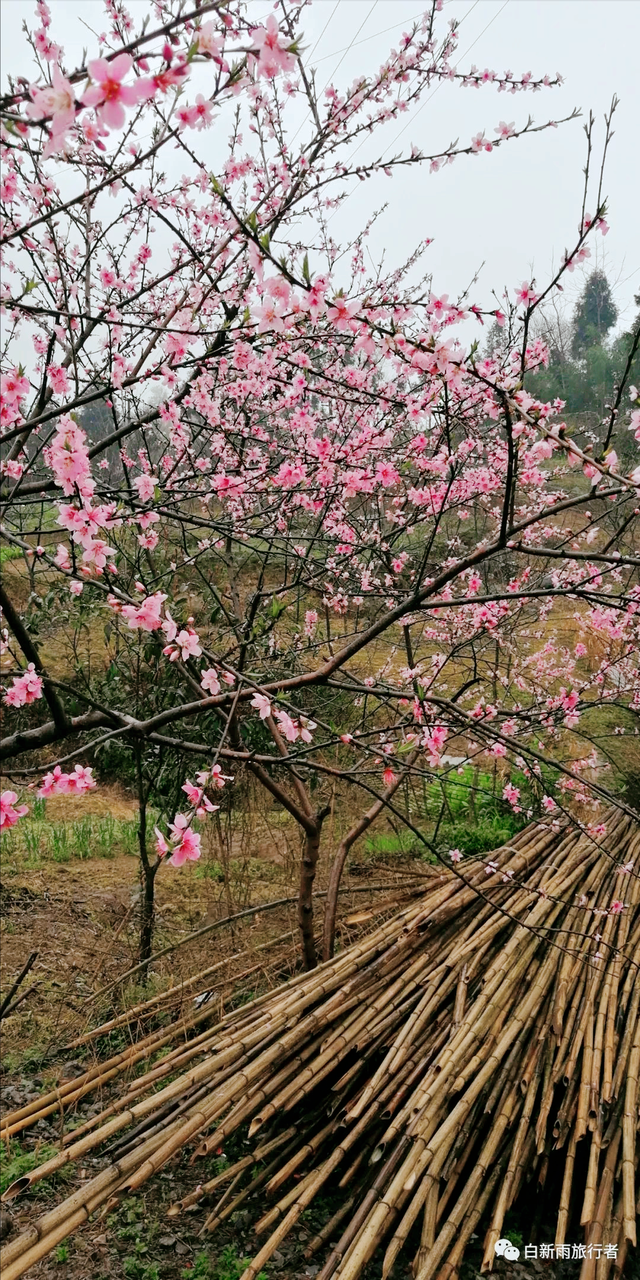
[
  {"xmin": 51, "ymin": 825, "xmax": 70, "ymax": 862},
  {"xmin": 183, "ymin": 1255, "xmax": 213, "ymax": 1280},
  {"xmin": 0, "ymin": 545, "xmax": 22, "ymax": 566},
  {"xmin": 123, "ymin": 1260, "xmax": 160, "ymax": 1280},
  {"xmin": 183, "ymin": 1247, "xmax": 268, "ymax": 1280},
  {"xmin": 54, "ymin": 1243, "xmax": 69, "ymax": 1263},
  {"xmin": 71, "ymin": 817, "xmax": 93, "ymax": 859},
  {"xmin": 0, "ymin": 1142, "xmax": 59, "ymax": 1196},
  {"xmin": 504, "ymin": 1229, "xmax": 524, "ymax": 1248},
  {"xmin": 1, "ymin": 812, "xmax": 142, "ymax": 865},
  {"xmin": 435, "ymin": 812, "xmax": 525, "ymax": 858},
  {"xmin": 211, "ymin": 1245, "xmax": 267, "ymax": 1280}
]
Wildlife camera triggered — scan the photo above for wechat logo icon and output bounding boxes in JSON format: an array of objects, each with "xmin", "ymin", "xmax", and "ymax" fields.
[{"xmin": 495, "ymin": 1238, "xmax": 521, "ymax": 1261}]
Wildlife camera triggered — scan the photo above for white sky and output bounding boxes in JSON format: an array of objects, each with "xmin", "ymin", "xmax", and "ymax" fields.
[{"xmin": 2, "ymin": 0, "xmax": 639, "ymax": 332}]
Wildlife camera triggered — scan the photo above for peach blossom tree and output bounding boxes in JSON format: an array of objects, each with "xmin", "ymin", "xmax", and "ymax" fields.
[{"xmin": 1, "ymin": 0, "xmax": 639, "ymax": 968}]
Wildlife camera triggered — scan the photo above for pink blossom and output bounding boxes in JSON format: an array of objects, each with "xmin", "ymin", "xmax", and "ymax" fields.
[
  {"xmin": 250, "ymin": 15, "xmax": 296, "ymax": 78},
  {"xmin": 3, "ymin": 663, "xmax": 44, "ymax": 707},
  {"xmin": 502, "ymin": 782, "xmax": 521, "ymax": 809},
  {"xmin": 1, "ymin": 791, "xmax": 29, "ymax": 828},
  {"xmin": 47, "ymin": 364, "xmax": 70, "ymax": 396},
  {"xmin": 201, "ymin": 668, "xmax": 221, "ymax": 696},
  {"xmin": 65, "ymin": 764, "xmax": 96, "ymax": 794},
  {"xmin": 449, "ymin": 848, "xmax": 462, "ymax": 863},
  {"xmin": 275, "ymin": 710, "xmax": 299, "ymax": 742},
  {"xmin": 1, "ymin": 369, "xmax": 30, "ymax": 404},
  {"xmin": 251, "ymin": 693, "xmax": 271, "ymax": 719},
  {"xmin": 38, "ymin": 764, "xmax": 95, "ymax": 796},
  {"xmin": 133, "ymin": 474, "xmax": 158, "ymax": 502},
  {"xmin": 609, "ymin": 900, "xmax": 625, "ymax": 915},
  {"xmin": 27, "ymin": 65, "xmax": 76, "ymax": 155},
  {"xmin": 81, "ymin": 53, "xmax": 150, "ymax": 131},
  {"xmin": 54, "ymin": 543, "xmax": 71, "ymax": 570},
  {"xmin": 327, "ymin": 296, "xmax": 359, "ymax": 331},
  {"xmin": 210, "ymin": 764, "xmax": 232, "ymax": 789},
  {"xmin": 514, "ymin": 282, "xmax": 538, "ymax": 308},
  {"xmin": 182, "ymin": 779, "xmax": 217, "ymax": 816},
  {"xmin": 1, "ymin": 170, "xmax": 18, "ymax": 202},
  {"xmin": 2, "ymin": 459, "xmax": 24, "ymax": 480},
  {"xmin": 163, "ymin": 814, "xmax": 202, "ymax": 866},
  {"xmin": 121, "ymin": 591, "xmax": 167, "ymax": 631},
  {"xmin": 164, "ymin": 628, "xmax": 202, "ymax": 662},
  {"xmin": 69, "ymin": 580, "xmax": 84, "ymax": 596},
  {"xmin": 376, "ymin": 462, "xmax": 400, "ymax": 488},
  {"xmin": 490, "ymin": 741, "xmax": 507, "ymax": 757},
  {"xmin": 197, "ymin": 21, "xmax": 223, "ymax": 59},
  {"xmin": 299, "ymin": 717, "xmax": 316, "ymax": 744},
  {"xmin": 382, "ymin": 767, "xmax": 397, "ymax": 787}
]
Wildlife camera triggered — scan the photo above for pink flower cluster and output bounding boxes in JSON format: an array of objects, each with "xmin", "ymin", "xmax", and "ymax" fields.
[
  {"xmin": 162, "ymin": 614, "xmax": 202, "ymax": 662},
  {"xmin": 1, "ymin": 368, "xmax": 30, "ymax": 430},
  {"xmin": 46, "ymin": 416, "xmax": 95, "ymax": 499},
  {"xmin": 176, "ymin": 95, "xmax": 214, "ymax": 131},
  {"xmin": 155, "ymin": 815, "xmax": 202, "ymax": 867},
  {"xmin": 422, "ymin": 724, "xmax": 447, "ymax": 767},
  {"xmin": 3, "ymin": 663, "xmax": 44, "ymax": 708},
  {"xmin": 120, "ymin": 591, "xmax": 167, "ymax": 631},
  {"xmin": 274, "ymin": 709, "xmax": 316, "ymax": 743},
  {"xmin": 38, "ymin": 764, "xmax": 96, "ymax": 796},
  {"xmin": 249, "ymin": 15, "xmax": 296, "ymax": 79},
  {"xmin": 502, "ymin": 782, "xmax": 521, "ymax": 810},
  {"xmin": 1, "ymin": 791, "xmax": 29, "ymax": 828},
  {"xmin": 182, "ymin": 779, "xmax": 218, "ymax": 817},
  {"xmin": 55, "ymin": 498, "xmax": 118, "ymax": 582},
  {"xmin": 26, "ymin": 65, "xmax": 76, "ymax": 157}
]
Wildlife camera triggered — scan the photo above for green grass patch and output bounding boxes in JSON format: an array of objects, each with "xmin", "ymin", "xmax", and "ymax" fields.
[
  {"xmin": 0, "ymin": 545, "xmax": 22, "ymax": 566},
  {"xmin": 1, "ymin": 807, "xmax": 140, "ymax": 867},
  {"xmin": 0, "ymin": 1140, "xmax": 72, "ymax": 1198}
]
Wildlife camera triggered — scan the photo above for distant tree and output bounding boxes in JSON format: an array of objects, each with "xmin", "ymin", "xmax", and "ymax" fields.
[{"xmin": 571, "ymin": 269, "xmax": 618, "ymax": 356}]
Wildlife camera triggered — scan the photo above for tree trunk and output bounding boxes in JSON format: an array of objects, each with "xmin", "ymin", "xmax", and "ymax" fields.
[
  {"xmin": 135, "ymin": 750, "xmax": 159, "ymax": 982},
  {"xmin": 298, "ymin": 821, "xmax": 323, "ymax": 970},
  {"xmin": 322, "ymin": 750, "xmax": 419, "ymax": 962},
  {"xmin": 139, "ymin": 860, "xmax": 158, "ymax": 979}
]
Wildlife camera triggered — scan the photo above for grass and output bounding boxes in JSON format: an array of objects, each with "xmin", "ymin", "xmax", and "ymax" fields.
[
  {"xmin": 0, "ymin": 1140, "xmax": 72, "ymax": 1198},
  {"xmin": 181, "ymin": 1246, "xmax": 268, "ymax": 1280},
  {"xmin": 0, "ymin": 545, "xmax": 22, "ymax": 566},
  {"xmin": 1, "ymin": 806, "xmax": 141, "ymax": 867},
  {"xmin": 364, "ymin": 829, "xmax": 436, "ymax": 861},
  {"xmin": 361, "ymin": 766, "xmax": 530, "ymax": 864},
  {"xmin": 435, "ymin": 813, "xmax": 526, "ymax": 857}
]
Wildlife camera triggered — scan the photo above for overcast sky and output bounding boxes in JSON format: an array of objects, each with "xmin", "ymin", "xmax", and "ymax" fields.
[{"xmin": 2, "ymin": 0, "xmax": 638, "ymax": 332}]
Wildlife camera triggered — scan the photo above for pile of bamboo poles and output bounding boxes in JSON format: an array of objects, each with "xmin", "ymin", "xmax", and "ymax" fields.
[{"xmin": 1, "ymin": 811, "xmax": 638, "ymax": 1280}]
